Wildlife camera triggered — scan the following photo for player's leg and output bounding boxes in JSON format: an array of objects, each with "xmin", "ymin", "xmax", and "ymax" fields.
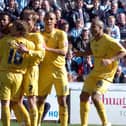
[
  {"xmin": 37, "ymin": 66, "xmax": 52, "ymax": 126},
  {"xmin": 10, "ymin": 97, "xmax": 23, "ymax": 124},
  {"xmin": 28, "ymin": 96, "xmax": 38, "ymax": 126},
  {"xmin": 80, "ymin": 92, "xmax": 90, "ymax": 126},
  {"xmin": 92, "ymin": 79, "xmax": 111, "ymax": 126},
  {"xmin": 37, "ymin": 95, "xmax": 47, "ymax": 126},
  {"xmin": 11, "ymin": 72, "xmax": 31, "ymax": 126},
  {"xmin": 0, "ymin": 72, "xmax": 16, "ymax": 126},
  {"xmin": 92, "ymin": 92, "xmax": 108, "ymax": 126},
  {"xmin": 11, "ymin": 98, "xmax": 31, "ymax": 126},
  {"xmin": 27, "ymin": 66, "xmax": 39, "ymax": 126},
  {"xmin": 57, "ymin": 96, "xmax": 68, "ymax": 126},
  {"xmin": 1, "ymin": 100, "xmax": 10, "ymax": 126},
  {"xmin": 22, "ymin": 66, "xmax": 39, "ymax": 126},
  {"xmin": 79, "ymin": 74, "xmax": 96, "ymax": 126},
  {"xmin": 55, "ymin": 68, "xmax": 69, "ymax": 126}
]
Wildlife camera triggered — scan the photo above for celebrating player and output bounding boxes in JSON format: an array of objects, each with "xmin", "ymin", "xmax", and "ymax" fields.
[
  {"xmin": 74, "ymin": 19, "xmax": 126, "ymax": 126},
  {"xmin": 0, "ymin": 20, "xmax": 35, "ymax": 126},
  {"xmin": 11, "ymin": 9, "xmax": 45, "ymax": 126},
  {"xmin": 37, "ymin": 11, "xmax": 69, "ymax": 126}
]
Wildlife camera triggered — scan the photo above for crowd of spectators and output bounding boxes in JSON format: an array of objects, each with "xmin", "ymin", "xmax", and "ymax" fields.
[{"xmin": 0, "ymin": 0, "xmax": 126, "ymax": 83}]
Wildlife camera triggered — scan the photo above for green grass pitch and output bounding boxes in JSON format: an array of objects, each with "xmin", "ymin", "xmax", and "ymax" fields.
[{"xmin": 0, "ymin": 121, "xmax": 122, "ymax": 126}]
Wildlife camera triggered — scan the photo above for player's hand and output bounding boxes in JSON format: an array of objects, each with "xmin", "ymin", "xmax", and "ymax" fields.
[
  {"xmin": 42, "ymin": 43, "xmax": 48, "ymax": 50},
  {"xmin": 17, "ymin": 43, "xmax": 29, "ymax": 53},
  {"xmin": 102, "ymin": 59, "xmax": 113, "ymax": 66},
  {"xmin": 43, "ymin": 44, "xmax": 50, "ymax": 51},
  {"xmin": 42, "ymin": 42, "xmax": 46, "ymax": 49}
]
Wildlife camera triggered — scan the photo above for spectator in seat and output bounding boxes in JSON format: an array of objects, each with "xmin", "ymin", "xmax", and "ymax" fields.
[
  {"xmin": 118, "ymin": 0, "xmax": 126, "ymax": 13},
  {"xmin": 104, "ymin": 1, "xmax": 120, "ymax": 24},
  {"xmin": 104, "ymin": 27, "xmax": 112, "ymax": 36},
  {"xmin": 120, "ymin": 56, "xmax": 126, "ymax": 74},
  {"xmin": 0, "ymin": 12, "xmax": 12, "ymax": 38},
  {"xmin": 54, "ymin": 8, "xmax": 67, "ymax": 29},
  {"xmin": 67, "ymin": 0, "xmax": 90, "ymax": 30},
  {"xmin": 73, "ymin": 27, "xmax": 90, "ymax": 51},
  {"xmin": 88, "ymin": 0, "xmax": 105, "ymax": 21},
  {"xmin": 36, "ymin": 9, "xmax": 46, "ymax": 31},
  {"xmin": 25, "ymin": 0, "xmax": 41, "ymax": 12},
  {"xmin": 117, "ymin": 13, "xmax": 126, "ymax": 41},
  {"xmin": 100, "ymin": 0, "xmax": 111, "ymax": 12},
  {"xmin": 4, "ymin": 0, "xmax": 20, "ymax": 20},
  {"xmin": 65, "ymin": 49, "xmax": 79, "ymax": 82},
  {"xmin": 41, "ymin": 0, "xmax": 53, "ymax": 13},
  {"xmin": 69, "ymin": 18, "xmax": 83, "ymax": 49},
  {"xmin": 0, "ymin": 0, "xmax": 5, "ymax": 12},
  {"xmin": 83, "ymin": 55, "xmax": 93, "ymax": 80},
  {"xmin": 16, "ymin": 0, "xmax": 29, "ymax": 12},
  {"xmin": 61, "ymin": 20, "xmax": 70, "ymax": 33},
  {"xmin": 107, "ymin": 15, "xmax": 120, "ymax": 42},
  {"xmin": 72, "ymin": 27, "xmax": 93, "ymax": 81},
  {"xmin": 113, "ymin": 65, "xmax": 126, "ymax": 83}
]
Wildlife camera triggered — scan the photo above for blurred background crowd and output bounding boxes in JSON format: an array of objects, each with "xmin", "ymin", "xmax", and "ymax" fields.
[{"xmin": 0, "ymin": 0, "xmax": 126, "ymax": 83}]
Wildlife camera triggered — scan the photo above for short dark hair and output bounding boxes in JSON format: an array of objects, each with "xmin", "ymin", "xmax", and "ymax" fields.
[
  {"xmin": 44, "ymin": 11, "xmax": 56, "ymax": 18},
  {"xmin": 11, "ymin": 20, "xmax": 29, "ymax": 35}
]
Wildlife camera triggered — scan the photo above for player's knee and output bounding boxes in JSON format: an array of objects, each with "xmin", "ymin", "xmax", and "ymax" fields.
[
  {"xmin": 58, "ymin": 96, "xmax": 67, "ymax": 107},
  {"xmin": 28, "ymin": 96, "xmax": 36, "ymax": 107},
  {"xmin": 80, "ymin": 92, "xmax": 90, "ymax": 102},
  {"xmin": 1, "ymin": 100, "xmax": 10, "ymax": 106},
  {"xmin": 91, "ymin": 92, "xmax": 101, "ymax": 102},
  {"xmin": 11, "ymin": 100, "xmax": 22, "ymax": 106},
  {"xmin": 37, "ymin": 96, "xmax": 47, "ymax": 106}
]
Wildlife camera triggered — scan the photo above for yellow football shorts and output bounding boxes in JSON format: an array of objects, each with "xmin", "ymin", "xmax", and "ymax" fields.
[
  {"xmin": 82, "ymin": 74, "xmax": 110, "ymax": 95},
  {"xmin": 0, "ymin": 71, "xmax": 23, "ymax": 101},
  {"xmin": 38, "ymin": 65, "xmax": 69, "ymax": 96},
  {"xmin": 22, "ymin": 65, "xmax": 39, "ymax": 96}
]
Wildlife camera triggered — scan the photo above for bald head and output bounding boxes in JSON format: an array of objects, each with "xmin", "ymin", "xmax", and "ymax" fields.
[
  {"xmin": 92, "ymin": 19, "xmax": 104, "ymax": 29},
  {"xmin": 91, "ymin": 19, "xmax": 104, "ymax": 38}
]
